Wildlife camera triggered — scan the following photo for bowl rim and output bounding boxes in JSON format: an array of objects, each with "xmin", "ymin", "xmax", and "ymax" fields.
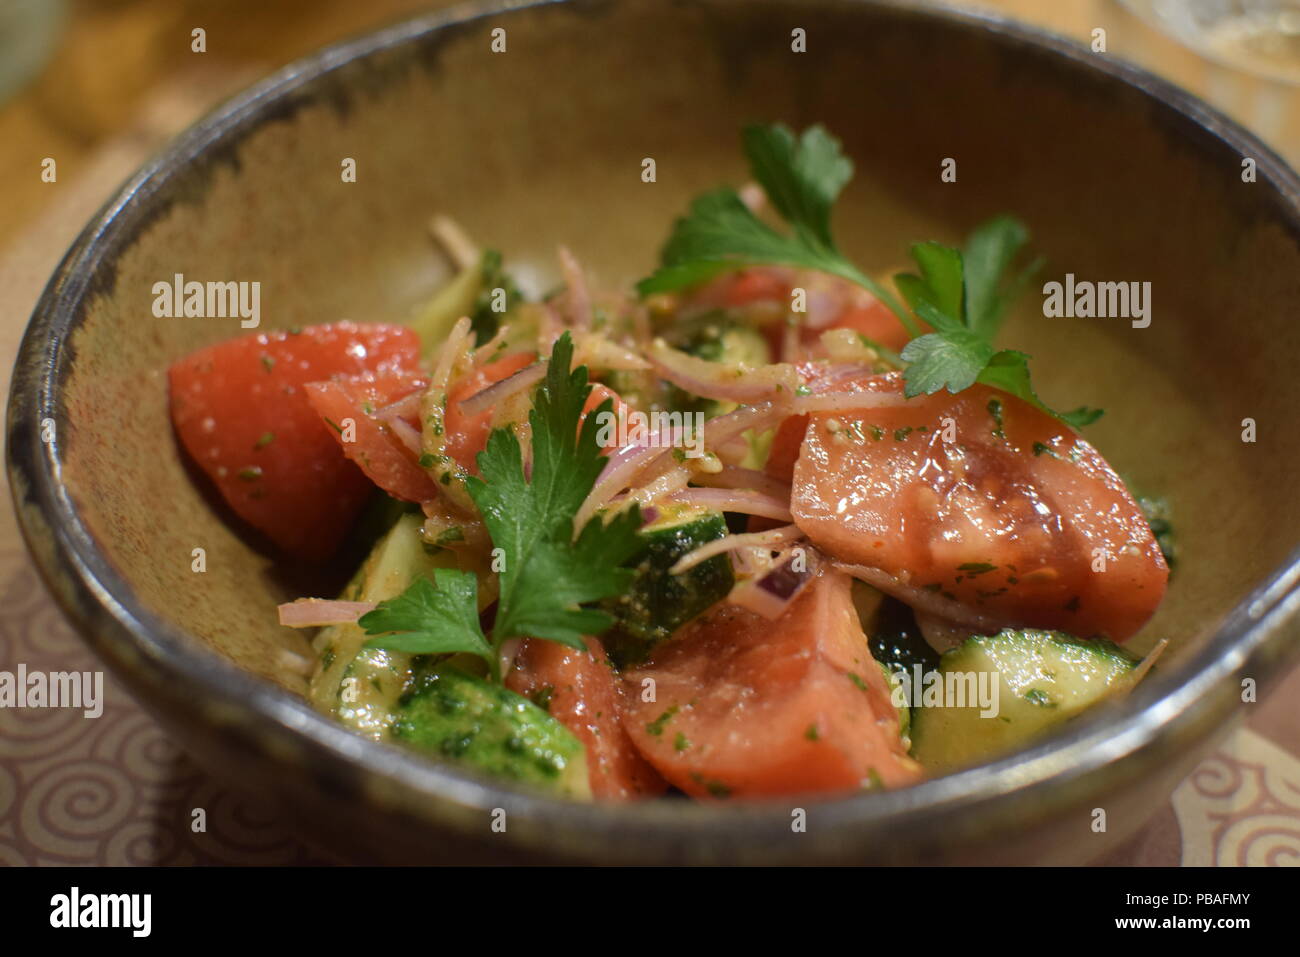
[{"xmin": 8, "ymin": 0, "xmax": 1300, "ymax": 860}]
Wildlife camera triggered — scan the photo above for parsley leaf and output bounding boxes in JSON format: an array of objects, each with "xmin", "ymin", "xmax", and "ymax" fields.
[
  {"xmin": 975, "ymin": 350, "xmax": 1104, "ymax": 428},
  {"xmin": 638, "ymin": 122, "xmax": 1102, "ymax": 428},
  {"xmin": 893, "ymin": 226, "xmax": 1100, "ymax": 425},
  {"xmin": 358, "ymin": 570, "xmax": 489, "ymax": 658},
  {"xmin": 961, "ymin": 216, "xmax": 1039, "ymax": 340},
  {"xmin": 742, "ymin": 123, "xmax": 851, "ymax": 249},
  {"xmin": 361, "ymin": 333, "xmax": 643, "ymax": 679},
  {"xmin": 637, "ymin": 125, "xmax": 915, "ymax": 334}
]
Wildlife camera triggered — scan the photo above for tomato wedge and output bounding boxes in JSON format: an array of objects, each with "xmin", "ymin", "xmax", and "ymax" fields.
[
  {"xmin": 168, "ymin": 322, "xmax": 420, "ymax": 559},
  {"xmin": 791, "ymin": 372, "xmax": 1168, "ymax": 641},
  {"xmin": 304, "ymin": 368, "xmax": 437, "ymax": 504},
  {"xmin": 622, "ymin": 569, "xmax": 920, "ymax": 799},
  {"xmin": 506, "ymin": 636, "xmax": 668, "ymax": 800}
]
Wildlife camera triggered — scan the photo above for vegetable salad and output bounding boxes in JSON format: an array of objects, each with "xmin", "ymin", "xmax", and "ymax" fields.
[{"xmin": 168, "ymin": 124, "xmax": 1170, "ymax": 801}]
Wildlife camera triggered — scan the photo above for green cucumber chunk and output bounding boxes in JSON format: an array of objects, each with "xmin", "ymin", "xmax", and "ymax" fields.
[
  {"xmin": 309, "ymin": 512, "xmax": 468, "ymax": 738},
  {"xmin": 910, "ymin": 628, "xmax": 1138, "ymax": 772},
  {"xmin": 601, "ymin": 506, "xmax": 734, "ymax": 667},
  {"xmin": 393, "ymin": 665, "xmax": 590, "ymax": 798}
]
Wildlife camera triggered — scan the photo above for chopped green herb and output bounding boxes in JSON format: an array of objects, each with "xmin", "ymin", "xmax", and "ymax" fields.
[
  {"xmin": 646, "ymin": 705, "xmax": 680, "ymax": 737},
  {"xmin": 1023, "ymin": 688, "xmax": 1057, "ymax": 708},
  {"xmin": 434, "ymin": 526, "xmax": 465, "ymax": 546},
  {"xmin": 690, "ymin": 773, "xmax": 732, "ymax": 799},
  {"xmin": 987, "ymin": 396, "xmax": 1005, "ymax": 439},
  {"xmin": 674, "ymin": 731, "xmax": 690, "ymax": 752},
  {"xmin": 237, "ymin": 466, "xmax": 262, "ymax": 481},
  {"xmin": 530, "ymin": 685, "xmax": 555, "ymax": 712},
  {"xmin": 360, "ymin": 334, "xmax": 643, "ymax": 681},
  {"xmin": 254, "ymin": 431, "xmax": 275, "ymax": 450}
]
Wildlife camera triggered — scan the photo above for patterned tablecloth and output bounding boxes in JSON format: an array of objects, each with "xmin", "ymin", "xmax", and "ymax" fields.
[{"xmin": 1, "ymin": 0, "xmax": 1298, "ymax": 866}]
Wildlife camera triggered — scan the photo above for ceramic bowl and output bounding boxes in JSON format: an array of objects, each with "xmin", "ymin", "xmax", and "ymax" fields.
[{"xmin": 9, "ymin": 0, "xmax": 1300, "ymax": 863}]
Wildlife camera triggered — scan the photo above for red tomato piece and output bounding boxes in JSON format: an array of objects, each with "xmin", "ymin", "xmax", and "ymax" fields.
[
  {"xmin": 168, "ymin": 322, "xmax": 420, "ymax": 559},
  {"xmin": 622, "ymin": 569, "xmax": 920, "ymax": 799},
  {"xmin": 304, "ymin": 368, "xmax": 438, "ymax": 504},
  {"xmin": 790, "ymin": 372, "xmax": 1168, "ymax": 641},
  {"xmin": 506, "ymin": 636, "xmax": 668, "ymax": 800}
]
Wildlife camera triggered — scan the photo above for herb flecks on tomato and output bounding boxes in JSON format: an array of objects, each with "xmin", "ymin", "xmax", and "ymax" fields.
[{"xmin": 168, "ymin": 322, "xmax": 420, "ymax": 559}]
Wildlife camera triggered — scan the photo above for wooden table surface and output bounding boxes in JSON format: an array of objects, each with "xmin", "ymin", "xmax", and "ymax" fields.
[{"xmin": 1, "ymin": 0, "xmax": 1298, "ymax": 865}]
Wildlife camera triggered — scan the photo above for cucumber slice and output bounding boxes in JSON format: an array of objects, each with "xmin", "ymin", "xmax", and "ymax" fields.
[
  {"xmin": 308, "ymin": 513, "xmax": 476, "ymax": 738},
  {"xmin": 393, "ymin": 665, "xmax": 590, "ymax": 798},
  {"xmin": 910, "ymin": 629, "xmax": 1138, "ymax": 772},
  {"xmin": 601, "ymin": 506, "xmax": 734, "ymax": 667}
]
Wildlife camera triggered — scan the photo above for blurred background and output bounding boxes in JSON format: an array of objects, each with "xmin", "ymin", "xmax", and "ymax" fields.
[{"xmin": 1, "ymin": 0, "xmax": 1298, "ymax": 866}]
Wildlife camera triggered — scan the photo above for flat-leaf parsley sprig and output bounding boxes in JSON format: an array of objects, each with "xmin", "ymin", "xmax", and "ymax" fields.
[
  {"xmin": 638, "ymin": 122, "xmax": 1101, "ymax": 427},
  {"xmin": 359, "ymin": 333, "xmax": 643, "ymax": 681}
]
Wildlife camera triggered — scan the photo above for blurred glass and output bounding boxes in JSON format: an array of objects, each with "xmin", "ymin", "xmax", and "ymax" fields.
[
  {"xmin": 0, "ymin": 0, "xmax": 67, "ymax": 104},
  {"xmin": 1121, "ymin": 0, "xmax": 1300, "ymax": 85}
]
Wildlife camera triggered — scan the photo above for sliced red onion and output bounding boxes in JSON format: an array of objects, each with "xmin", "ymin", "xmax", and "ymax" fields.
[
  {"xmin": 914, "ymin": 610, "xmax": 976, "ymax": 654},
  {"xmin": 780, "ymin": 316, "xmax": 802, "ymax": 364},
  {"xmin": 803, "ymin": 286, "xmax": 848, "ymax": 330},
  {"xmin": 375, "ymin": 388, "xmax": 424, "ymax": 421},
  {"xmin": 472, "ymin": 323, "xmax": 511, "ymax": 364},
  {"xmin": 629, "ymin": 463, "xmax": 692, "ymax": 505},
  {"xmin": 792, "ymin": 390, "xmax": 909, "ymax": 414},
  {"xmin": 1129, "ymin": 637, "xmax": 1169, "ymax": 685},
  {"xmin": 702, "ymin": 399, "xmax": 789, "ymax": 451},
  {"xmin": 692, "ymin": 466, "xmax": 791, "ymax": 501},
  {"xmin": 729, "ymin": 544, "xmax": 819, "ymax": 620},
  {"xmin": 379, "ymin": 414, "xmax": 423, "ymax": 456},
  {"xmin": 575, "ymin": 439, "xmax": 672, "ymax": 530},
  {"xmin": 577, "ymin": 334, "xmax": 651, "ymax": 371},
  {"xmin": 278, "ymin": 599, "xmax": 376, "ymax": 628},
  {"xmin": 833, "ymin": 562, "xmax": 1014, "ymax": 633},
  {"xmin": 802, "ymin": 363, "xmax": 877, "ymax": 392},
  {"xmin": 647, "ymin": 338, "xmax": 801, "ymax": 402},
  {"xmin": 665, "ymin": 487, "xmax": 792, "ymax": 523},
  {"xmin": 429, "ymin": 214, "xmax": 479, "ymax": 271},
  {"xmin": 558, "ymin": 245, "xmax": 592, "ymax": 330},
  {"xmin": 459, "ymin": 360, "xmax": 547, "ymax": 417},
  {"xmin": 669, "ymin": 523, "xmax": 804, "ymax": 575},
  {"xmin": 712, "ymin": 435, "xmax": 752, "ymax": 466},
  {"xmin": 538, "ymin": 301, "xmax": 562, "ymax": 353},
  {"xmin": 498, "ymin": 637, "xmax": 523, "ymax": 681}
]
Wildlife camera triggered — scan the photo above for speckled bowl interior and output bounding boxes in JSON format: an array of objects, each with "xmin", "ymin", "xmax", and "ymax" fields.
[{"xmin": 9, "ymin": 0, "xmax": 1300, "ymax": 864}]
